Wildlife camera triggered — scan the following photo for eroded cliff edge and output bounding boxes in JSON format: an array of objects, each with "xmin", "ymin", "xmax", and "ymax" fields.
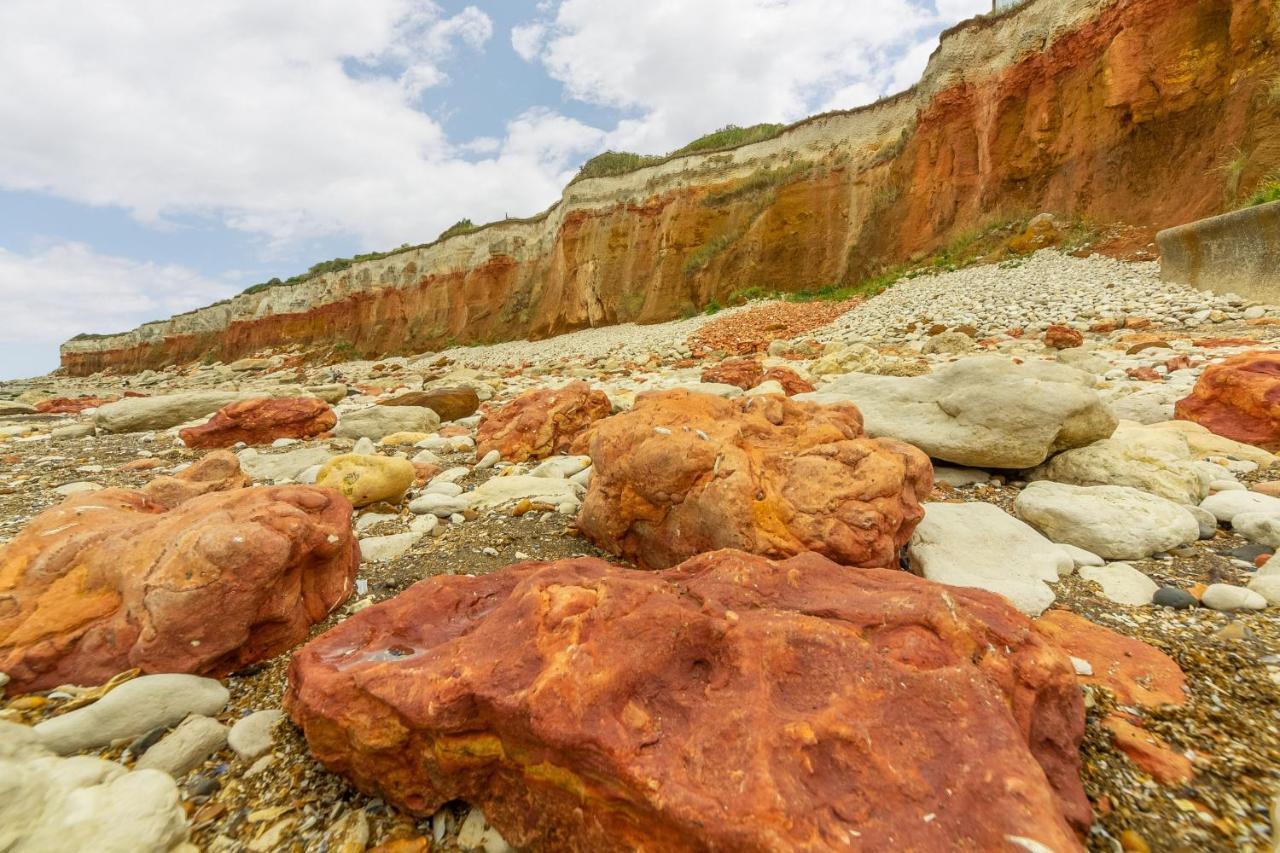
[{"xmin": 61, "ymin": 0, "xmax": 1280, "ymax": 375}]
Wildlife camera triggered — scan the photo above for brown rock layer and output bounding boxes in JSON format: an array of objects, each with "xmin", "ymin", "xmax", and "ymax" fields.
[
  {"xmin": 1174, "ymin": 351, "xmax": 1280, "ymax": 449},
  {"xmin": 475, "ymin": 381, "xmax": 611, "ymax": 462},
  {"xmin": 577, "ymin": 390, "xmax": 932, "ymax": 570},
  {"xmin": 179, "ymin": 397, "xmax": 336, "ymax": 449},
  {"xmin": 0, "ymin": 485, "xmax": 358, "ymax": 692},
  {"xmin": 60, "ymin": 0, "xmax": 1280, "ymax": 375},
  {"xmin": 285, "ymin": 550, "xmax": 1089, "ymax": 851}
]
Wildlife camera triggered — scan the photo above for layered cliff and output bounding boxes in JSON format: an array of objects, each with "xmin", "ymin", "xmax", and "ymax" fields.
[{"xmin": 61, "ymin": 0, "xmax": 1280, "ymax": 375}]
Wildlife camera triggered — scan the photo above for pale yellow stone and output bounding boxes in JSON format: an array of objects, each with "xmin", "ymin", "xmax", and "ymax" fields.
[
  {"xmin": 379, "ymin": 431, "xmax": 432, "ymax": 447},
  {"xmin": 316, "ymin": 454, "xmax": 414, "ymax": 507}
]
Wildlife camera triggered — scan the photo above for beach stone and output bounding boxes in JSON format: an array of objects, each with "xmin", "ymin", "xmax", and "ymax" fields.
[
  {"xmin": 476, "ymin": 381, "xmax": 611, "ymax": 463},
  {"xmin": 286, "ymin": 550, "xmax": 1089, "ymax": 849},
  {"xmin": 467, "ymin": 476, "xmax": 582, "ymax": 514},
  {"xmin": 1044, "ymin": 325, "xmax": 1084, "ymax": 349},
  {"xmin": 34, "ymin": 674, "xmax": 229, "ymax": 754},
  {"xmin": 0, "ymin": 720, "xmax": 188, "ymax": 852},
  {"xmin": 316, "ymin": 454, "xmax": 415, "ymax": 508},
  {"xmin": 135, "ymin": 715, "xmax": 228, "ymax": 778},
  {"xmin": 1153, "ymin": 587, "xmax": 1198, "ymax": 609},
  {"xmin": 1143, "ymin": 419, "xmax": 1279, "ymax": 468},
  {"xmin": 1015, "ymin": 482, "xmax": 1198, "ymax": 560},
  {"xmin": 140, "ymin": 449, "xmax": 249, "ymax": 509},
  {"xmin": 380, "ymin": 387, "xmax": 480, "ymax": 422},
  {"xmin": 0, "ymin": 486, "xmax": 357, "ymax": 693},
  {"xmin": 908, "ymin": 501, "xmax": 1073, "ymax": 616},
  {"xmin": 408, "ymin": 493, "xmax": 470, "ymax": 517},
  {"xmin": 359, "ymin": 532, "xmax": 421, "ymax": 563},
  {"xmin": 1175, "ymin": 351, "xmax": 1280, "ymax": 450},
  {"xmin": 1079, "ymin": 563, "xmax": 1159, "ymax": 606},
  {"xmin": 1201, "ymin": 583, "xmax": 1267, "ymax": 612},
  {"xmin": 1246, "ymin": 574, "xmax": 1280, "ymax": 606},
  {"xmin": 1229, "ymin": 512, "xmax": 1280, "ymax": 548},
  {"xmin": 796, "ymin": 357, "xmax": 1116, "ymax": 468},
  {"xmin": 1201, "ymin": 490, "xmax": 1280, "ymax": 524},
  {"xmin": 237, "ymin": 446, "xmax": 333, "ymax": 483},
  {"xmin": 228, "ymin": 710, "xmax": 283, "ymax": 761},
  {"xmin": 179, "ymin": 397, "xmax": 335, "ymax": 449},
  {"xmin": 578, "ymin": 389, "xmax": 932, "ymax": 570},
  {"xmin": 1030, "ymin": 423, "xmax": 1213, "ymax": 505},
  {"xmin": 95, "ymin": 391, "xmax": 248, "ymax": 433},
  {"xmin": 335, "ymin": 406, "xmax": 440, "ymax": 441}
]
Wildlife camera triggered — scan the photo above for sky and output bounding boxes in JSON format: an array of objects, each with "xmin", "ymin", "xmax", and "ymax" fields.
[{"xmin": 0, "ymin": 0, "xmax": 990, "ymax": 380}]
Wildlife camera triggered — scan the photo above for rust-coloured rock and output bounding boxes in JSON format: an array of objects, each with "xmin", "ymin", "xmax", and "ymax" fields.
[
  {"xmin": 1035, "ymin": 610, "xmax": 1186, "ymax": 708},
  {"xmin": 379, "ymin": 387, "xmax": 480, "ymax": 422},
  {"xmin": 578, "ymin": 389, "xmax": 932, "ymax": 570},
  {"xmin": 700, "ymin": 359, "xmax": 815, "ymax": 396},
  {"xmin": 760, "ymin": 365, "xmax": 815, "ymax": 395},
  {"xmin": 140, "ymin": 450, "xmax": 250, "ymax": 509},
  {"xmin": 1044, "ymin": 325, "xmax": 1084, "ymax": 349},
  {"xmin": 34, "ymin": 395, "xmax": 118, "ymax": 414},
  {"xmin": 285, "ymin": 550, "xmax": 1089, "ymax": 850},
  {"xmin": 699, "ymin": 357, "xmax": 763, "ymax": 389},
  {"xmin": 1102, "ymin": 715, "xmax": 1194, "ymax": 785},
  {"xmin": 475, "ymin": 381, "xmax": 611, "ymax": 462},
  {"xmin": 178, "ymin": 397, "xmax": 336, "ymax": 449},
  {"xmin": 0, "ymin": 485, "xmax": 358, "ymax": 692},
  {"xmin": 1175, "ymin": 351, "xmax": 1280, "ymax": 450}
]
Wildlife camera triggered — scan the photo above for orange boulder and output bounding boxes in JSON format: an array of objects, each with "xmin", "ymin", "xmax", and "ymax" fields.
[
  {"xmin": 577, "ymin": 389, "xmax": 932, "ymax": 570},
  {"xmin": 179, "ymin": 397, "xmax": 336, "ymax": 449},
  {"xmin": 1175, "ymin": 351, "xmax": 1280, "ymax": 449},
  {"xmin": 699, "ymin": 358, "xmax": 815, "ymax": 395},
  {"xmin": 0, "ymin": 485, "xmax": 358, "ymax": 693},
  {"xmin": 140, "ymin": 450, "xmax": 250, "ymax": 509},
  {"xmin": 1044, "ymin": 325, "xmax": 1084, "ymax": 349},
  {"xmin": 285, "ymin": 550, "xmax": 1089, "ymax": 851},
  {"xmin": 35, "ymin": 395, "xmax": 118, "ymax": 414},
  {"xmin": 700, "ymin": 357, "xmax": 763, "ymax": 389},
  {"xmin": 475, "ymin": 381, "xmax": 611, "ymax": 462}
]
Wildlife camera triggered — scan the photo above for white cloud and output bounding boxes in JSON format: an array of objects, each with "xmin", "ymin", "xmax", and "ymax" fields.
[
  {"xmin": 515, "ymin": 0, "xmax": 986, "ymax": 155},
  {"xmin": 0, "ymin": 241, "xmax": 241, "ymax": 377},
  {"xmin": 0, "ymin": 0, "xmax": 584, "ymax": 250},
  {"xmin": 511, "ymin": 23, "xmax": 548, "ymax": 62}
]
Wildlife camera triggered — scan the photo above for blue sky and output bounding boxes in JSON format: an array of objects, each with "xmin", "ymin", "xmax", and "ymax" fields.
[{"xmin": 0, "ymin": 0, "xmax": 988, "ymax": 380}]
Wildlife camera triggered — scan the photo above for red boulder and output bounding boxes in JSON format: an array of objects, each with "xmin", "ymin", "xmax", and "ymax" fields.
[
  {"xmin": 475, "ymin": 381, "xmax": 611, "ymax": 462},
  {"xmin": 286, "ymin": 550, "xmax": 1089, "ymax": 851},
  {"xmin": 179, "ymin": 397, "xmax": 336, "ymax": 449},
  {"xmin": 578, "ymin": 389, "xmax": 932, "ymax": 570},
  {"xmin": 1175, "ymin": 351, "xmax": 1280, "ymax": 449},
  {"xmin": 1044, "ymin": 325, "xmax": 1084, "ymax": 349},
  {"xmin": 0, "ymin": 485, "xmax": 358, "ymax": 692}
]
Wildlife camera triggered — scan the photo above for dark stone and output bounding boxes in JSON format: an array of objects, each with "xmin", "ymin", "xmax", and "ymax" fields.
[
  {"xmin": 127, "ymin": 725, "xmax": 168, "ymax": 757},
  {"xmin": 1153, "ymin": 586, "xmax": 1198, "ymax": 609},
  {"xmin": 1226, "ymin": 543, "xmax": 1274, "ymax": 563}
]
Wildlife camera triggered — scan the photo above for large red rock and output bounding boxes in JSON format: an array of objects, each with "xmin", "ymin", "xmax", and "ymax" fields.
[
  {"xmin": 286, "ymin": 550, "xmax": 1089, "ymax": 851},
  {"xmin": 578, "ymin": 389, "xmax": 932, "ymax": 570},
  {"xmin": 179, "ymin": 397, "xmax": 336, "ymax": 449},
  {"xmin": 700, "ymin": 357, "xmax": 763, "ymax": 389},
  {"xmin": 140, "ymin": 449, "xmax": 249, "ymax": 509},
  {"xmin": 0, "ymin": 485, "xmax": 358, "ymax": 693},
  {"xmin": 475, "ymin": 381, "xmax": 611, "ymax": 462},
  {"xmin": 379, "ymin": 387, "xmax": 479, "ymax": 422},
  {"xmin": 1174, "ymin": 351, "xmax": 1280, "ymax": 449},
  {"xmin": 34, "ymin": 395, "xmax": 118, "ymax": 414},
  {"xmin": 699, "ymin": 359, "xmax": 815, "ymax": 395}
]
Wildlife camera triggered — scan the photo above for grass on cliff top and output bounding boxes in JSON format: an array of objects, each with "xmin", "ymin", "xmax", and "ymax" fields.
[
  {"xmin": 571, "ymin": 123, "xmax": 788, "ymax": 184},
  {"xmin": 437, "ymin": 218, "xmax": 479, "ymax": 240}
]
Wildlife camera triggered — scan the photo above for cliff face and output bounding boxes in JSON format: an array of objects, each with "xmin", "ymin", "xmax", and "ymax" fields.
[{"xmin": 61, "ymin": 0, "xmax": 1280, "ymax": 376}]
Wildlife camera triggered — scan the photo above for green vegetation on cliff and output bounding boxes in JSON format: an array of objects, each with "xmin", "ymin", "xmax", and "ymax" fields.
[{"xmin": 571, "ymin": 124, "xmax": 787, "ymax": 184}]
